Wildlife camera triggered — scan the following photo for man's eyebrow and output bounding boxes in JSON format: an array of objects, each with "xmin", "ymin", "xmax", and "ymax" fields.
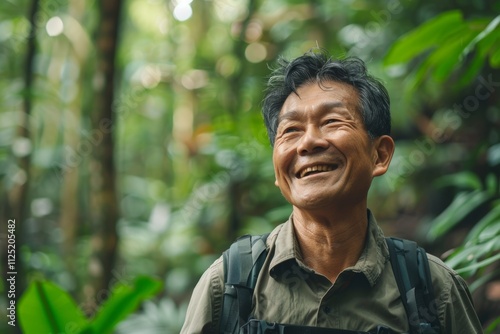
[
  {"xmin": 278, "ymin": 101, "xmax": 351, "ymax": 124},
  {"xmin": 277, "ymin": 110, "xmax": 301, "ymax": 124}
]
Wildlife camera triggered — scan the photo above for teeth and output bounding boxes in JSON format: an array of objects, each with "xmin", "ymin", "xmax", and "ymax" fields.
[{"xmin": 300, "ymin": 165, "xmax": 336, "ymax": 178}]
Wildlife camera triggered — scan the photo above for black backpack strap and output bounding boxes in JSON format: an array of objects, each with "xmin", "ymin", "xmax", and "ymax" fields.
[
  {"xmin": 221, "ymin": 234, "xmax": 269, "ymax": 334},
  {"xmin": 220, "ymin": 234, "xmax": 442, "ymax": 334},
  {"xmin": 385, "ymin": 237, "xmax": 441, "ymax": 334}
]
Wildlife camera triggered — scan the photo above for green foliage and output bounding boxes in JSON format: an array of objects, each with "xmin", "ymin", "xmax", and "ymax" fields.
[
  {"xmin": 18, "ymin": 276, "xmax": 162, "ymax": 334},
  {"xmin": 2, "ymin": 1, "xmax": 499, "ymax": 332},
  {"xmin": 487, "ymin": 317, "xmax": 500, "ymax": 334},
  {"xmin": 115, "ymin": 298, "xmax": 187, "ymax": 333},
  {"xmin": 385, "ymin": 10, "xmax": 500, "ymax": 87},
  {"xmin": 427, "ymin": 189, "xmax": 492, "ymax": 242},
  {"xmin": 385, "ymin": 10, "xmax": 465, "ymax": 66},
  {"xmin": 18, "ymin": 280, "xmax": 87, "ymax": 334},
  {"xmin": 427, "ymin": 172, "xmax": 500, "ymax": 279},
  {"xmin": 384, "ymin": 9, "xmax": 500, "ymax": 331},
  {"xmin": 384, "ymin": 10, "xmax": 500, "ymax": 279},
  {"xmin": 86, "ymin": 276, "xmax": 163, "ymax": 334}
]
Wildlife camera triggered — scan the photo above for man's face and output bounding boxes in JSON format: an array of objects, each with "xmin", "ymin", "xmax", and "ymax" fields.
[{"xmin": 272, "ymin": 80, "xmax": 383, "ymax": 211}]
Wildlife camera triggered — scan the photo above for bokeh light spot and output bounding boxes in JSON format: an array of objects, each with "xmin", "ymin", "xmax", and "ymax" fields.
[
  {"xmin": 173, "ymin": 3, "xmax": 193, "ymax": 21},
  {"xmin": 245, "ymin": 43, "xmax": 267, "ymax": 63},
  {"xmin": 46, "ymin": 16, "xmax": 64, "ymax": 37}
]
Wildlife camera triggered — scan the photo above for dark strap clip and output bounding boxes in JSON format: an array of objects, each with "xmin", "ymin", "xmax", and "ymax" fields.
[{"xmin": 224, "ymin": 284, "xmax": 237, "ymax": 296}]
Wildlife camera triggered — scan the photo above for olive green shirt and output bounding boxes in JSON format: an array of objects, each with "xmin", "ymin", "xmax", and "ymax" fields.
[{"xmin": 181, "ymin": 212, "xmax": 483, "ymax": 333}]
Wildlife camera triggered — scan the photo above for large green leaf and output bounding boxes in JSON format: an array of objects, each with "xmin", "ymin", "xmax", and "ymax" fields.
[
  {"xmin": 384, "ymin": 12, "xmax": 500, "ymax": 86},
  {"xmin": 459, "ymin": 18, "xmax": 500, "ymax": 84},
  {"xmin": 486, "ymin": 174, "xmax": 499, "ymax": 195},
  {"xmin": 445, "ymin": 244, "xmax": 478, "ymax": 269},
  {"xmin": 402, "ymin": 25, "xmax": 475, "ymax": 88},
  {"xmin": 491, "ymin": 45, "xmax": 500, "ymax": 67},
  {"xmin": 446, "ymin": 237, "xmax": 500, "ymax": 277},
  {"xmin": 427, "ymin": 190, "xmax": 492, "ymax": 241},
  {"xmin": 462, "ymin": 15, "xmax": 500, "ymax": 57},
  {"xmin": 384, "ymin": 10, "xmax": 464, "ymax": 66},
  {"xmin": 86, "ymin": 276, "xmax": 162, "ymax": 334},
  {"xmin": 465, "ymin": 205, "xmax": 500, "ymax": 243},
  {"xmin": 18, "ymin": 280, "xmax": 88, "ymax": 334},
  {"xmin": 455, "ymin": 252, "xmax": 500, "ymax": 275},
  {"xmin": 433, "ymin": 171, "xmax": 482, "ymax": 191},
  {"xmin": 486, "ymin": 315, "xmax": 500, "ymax": 334},
  {"xmin": 458, "ymin": 43, "xmax": 490, "ymax": 87},
  {"xmin": 427, "ymin": 29, "xmax": 477, "ymax": 82}
]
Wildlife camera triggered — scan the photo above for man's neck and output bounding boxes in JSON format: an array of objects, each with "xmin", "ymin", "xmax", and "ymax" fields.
[{"xmin": 291, "ymin": 206, "xmax": 369, "ymax": 283}]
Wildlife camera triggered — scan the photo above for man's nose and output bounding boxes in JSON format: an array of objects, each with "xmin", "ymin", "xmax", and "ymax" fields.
[{"xmin": 297, "ymin": 126, "xmax": 329, "ymax": 155}]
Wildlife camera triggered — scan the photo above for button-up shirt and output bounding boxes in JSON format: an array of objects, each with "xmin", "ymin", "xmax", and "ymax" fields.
[{"xmin": 181, "ymin": 212, "xmax": 483, "ymax": 333}]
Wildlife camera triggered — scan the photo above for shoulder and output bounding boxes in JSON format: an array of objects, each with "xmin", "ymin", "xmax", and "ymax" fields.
[
  {"xmin": 426, "ymin": 253, "xmax": 467, "ymax": 292},
  {"xmin": 425, "ymin": 252, "xmax": 469, "ymax": 301},
  {"xmin": 181, "ymin": 256, "xmax": 224, "ymax": 334},
  {"xmin": 209, "ymin": 255, "xmax": 225, "ymax": 285},
  {"xmin": 182, "ymin": 223, "xmax": 289, "ymax": 334},
  {"xmin": 425, "ymin": 253, "xmax": 483, "ymax": 333},
  {"xmin": 206, "ymin": 221, "xmax": 287, "ymax": 285},
  {"xmin": 192, "ymin": 255, "xmax": 225, "ymax": 294},
  {"xmin": 426, "ymin": 253, "xmax": 457, "ymax": 278}
]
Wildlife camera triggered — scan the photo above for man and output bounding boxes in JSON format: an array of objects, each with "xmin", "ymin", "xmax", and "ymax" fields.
[{"xmin": 181, "ymin": 50, "xmax": 482, "ymax": 333}]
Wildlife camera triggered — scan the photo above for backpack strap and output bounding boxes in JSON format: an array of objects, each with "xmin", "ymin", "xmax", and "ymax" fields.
[
  {"xmin": 385, "ymin": 237, "xmax": 441, "ymax": 334},
  {"xmin": 220, "ymin": 234, "xmax": 441, "ymax": 334},
  {"xmin": 220, "ymin": 234, "xmax": 393, "ymax": 334},
  {"xmin": 221, "ymin": 234, "xmax": 269, "ymax": 334}
]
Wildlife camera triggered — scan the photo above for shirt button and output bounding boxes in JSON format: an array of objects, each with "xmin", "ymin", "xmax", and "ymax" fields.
[{"xmin": 324, "ymin": 306, "xmax": 331, "ymax": 314}]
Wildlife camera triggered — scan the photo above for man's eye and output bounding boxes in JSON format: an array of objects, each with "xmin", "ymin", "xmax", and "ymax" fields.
[
  {"xmin": 284, "ymin": 127, "xmax": 298, "ymax": 133},
  {"xmin": 325, "ymin": 119, "xmax": 339, "ymax": 124}
]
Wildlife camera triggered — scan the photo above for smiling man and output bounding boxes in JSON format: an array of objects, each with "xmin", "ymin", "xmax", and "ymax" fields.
[{"xmin": 181, "ymin": 50, "xmax": 482, "ymax": 334}]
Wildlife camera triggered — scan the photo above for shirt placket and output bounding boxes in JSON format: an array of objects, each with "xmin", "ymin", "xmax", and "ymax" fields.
[{"xmin": 316, "ymin": 272, "xmax": 354, "ymax": 328}]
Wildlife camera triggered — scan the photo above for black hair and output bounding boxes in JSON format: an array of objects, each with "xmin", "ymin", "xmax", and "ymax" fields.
[{"xmin": 262, "ymin": 49, "xmax": 391, "ymax": 146}]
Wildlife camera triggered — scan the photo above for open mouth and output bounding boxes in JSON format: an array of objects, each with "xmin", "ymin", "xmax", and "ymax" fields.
[{"xmin": 297, "ymin": 164, "xmax": 338, "ymax": 179}]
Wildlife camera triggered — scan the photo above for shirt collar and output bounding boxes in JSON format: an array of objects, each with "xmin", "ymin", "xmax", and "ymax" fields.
[{"xmin": 267, "ymin": 210, "xmax": 389, "ymax": 286}]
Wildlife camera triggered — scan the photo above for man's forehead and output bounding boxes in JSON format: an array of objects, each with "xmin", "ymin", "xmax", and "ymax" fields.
[
  {"xmin": 278, "ymin": 81, "xmax": 360, "ymax": 120},
  {"xmin": 278, "ymin": 102, "xmax": 351, "ymax": 121}
]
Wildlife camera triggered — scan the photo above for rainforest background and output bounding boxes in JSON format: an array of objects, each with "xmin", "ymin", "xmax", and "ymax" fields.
[{"xmin": 1, "ymin": 0, "xmax": 500, "ymax": 333}]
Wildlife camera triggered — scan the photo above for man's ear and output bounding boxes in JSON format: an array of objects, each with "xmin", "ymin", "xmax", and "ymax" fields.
[{"xmin": 372, "ymin": 135, "xmax": 395, "ymax": 177}]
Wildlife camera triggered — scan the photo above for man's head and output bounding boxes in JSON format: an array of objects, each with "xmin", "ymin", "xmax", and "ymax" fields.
[
  {"xmin": 262, "ymin": 49, "xmax": 391, "ymax": 146},
  {"xmin": 265, "ymin": 50, "xmax": 394, "ymax": 211}
]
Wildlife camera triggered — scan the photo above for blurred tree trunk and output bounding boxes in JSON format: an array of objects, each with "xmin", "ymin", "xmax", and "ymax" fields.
[
  {"xmin": 83, "ymin": 0, "xmax": 123, "ymax": 312},
  {"xmin": 0, "ymin": 1, "xmax": 39, "ymax": 333},
  {"xmin": 2, "ymin": 0, "xmax": 39, "ymax": 301},
  {"xmin": 224, "ymin": 0, "xmax": 258, "ymax": 241},
  {"xmin": 226, "ymin": 0, "xmax": 257, "ymax": 117},
  {"xmin": 58, "ymin": 0, "xmax": 91, "ymax": 297},
  {"xmin": 59, "ymin": 107, "xmax": 80, "ymax": 289}
]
